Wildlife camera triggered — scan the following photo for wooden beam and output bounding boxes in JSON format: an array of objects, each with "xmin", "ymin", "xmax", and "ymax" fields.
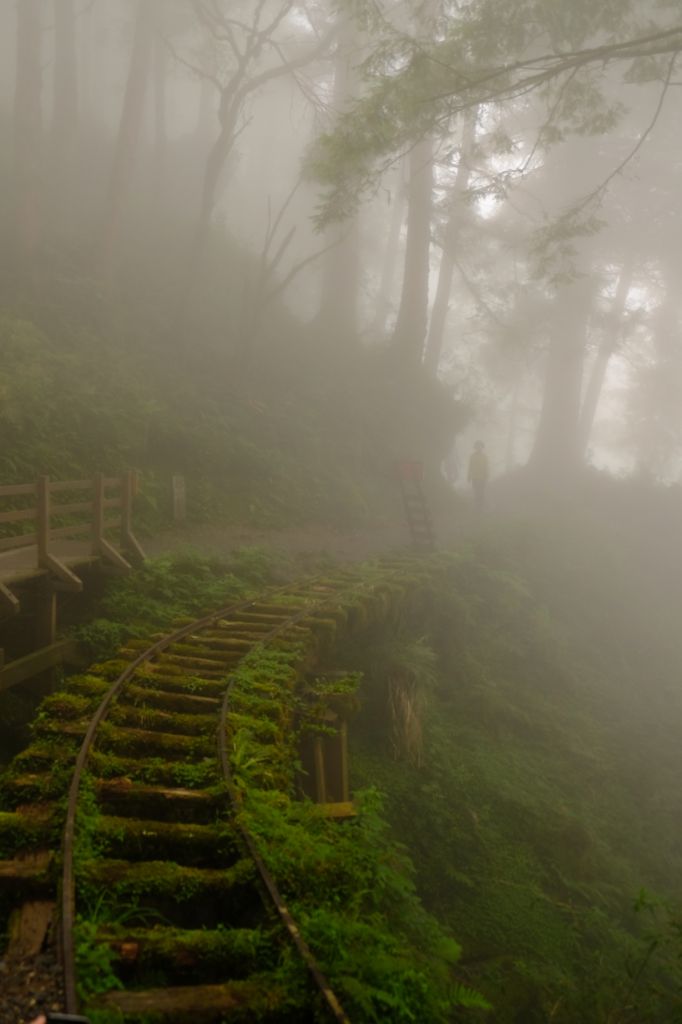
[
  {"xmin": 0, "ymin": 639, "xmax": 81, "ymax": 692},
  {"xmin": 121, "ymin": 470, "xmax": 146, "ymax": 564},
  {"xmin": 98, "ymin": 537, "xmax": 132, "ymax": 573},
  {"xmin": 36, "ymin": 475, "xmax": 50, "ymax": 565},
  {"xmin": 313, "ymin": 736, "xmax": 327, "ymax": 804},
  {"xmin": 43, "ymin": 553, "xmax": 83, "ymax": 592},
  {"xmin": 0, "ymin": 580, "xmax": 20, "ymax": 615}
]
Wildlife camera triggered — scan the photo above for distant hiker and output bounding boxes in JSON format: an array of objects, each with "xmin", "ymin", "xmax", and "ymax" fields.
[{"xmin": 468, "ymin": 440, "xmax": 489, "ymax": 514}]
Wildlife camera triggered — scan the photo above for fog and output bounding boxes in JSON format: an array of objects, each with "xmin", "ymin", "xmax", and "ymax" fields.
[
  {"xmin": 5, "ymin": 6, "xmax": 682, "ymax": 1020},
  {"xmin": 1, "ymin": 0, "xmax": 682, "ymax": 488}
]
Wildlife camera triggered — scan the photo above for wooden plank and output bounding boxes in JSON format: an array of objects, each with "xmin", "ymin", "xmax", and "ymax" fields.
[
  {"xmin": 318, "ymin": 802, "xmax": 357, "ymax": 819},
  {"xmin": 49, "ymin": 522, "xmax": 92, "ymax": 539},
  {"xmin": 0, "ymin": 640, "xmax": 79, "ymax": 691},
  {"xmin": 121, "ymin": 470, "xmax": 145, "ymax": 563},
  {"xmin": 0, "ymin": 580, "xmax": 20, "ymax": 614},
  {"xmin": 0, "ymin": 483, "xmax": 36, "ymax": 497},
  {"xmin": 92, "ymin": 472, "xmax": 104, "ymax": 556},
  {"xmin": 98, "ymin": 537, "xmax": 132, "ymax": 572},
  {"xmin": 7, "ymin": 901, "xmax": 55, "ymax": 959},
  {"xmin": 50, "ymin": 500, "xmax": 93, "ymax": 515},
  {"xmin": 0, "ymin": 508, "xmax": 36, "ymax": 525},
  {"xmin": 0, "ymin": 533, "xmax": 37, "ymax": 551},
  {"xmin": 313, "ymin": 737, "xmax": 326, "ymax": 804},
  {"xmin": 37, "ymin": 475, "xmax": 50, "ymax": 562},
  {"xmin": 44, "ymin": 553, "xmax": 83, "ymax": 591},
  {"xmin": 48, "ymin": 478, "xmax": 90, "ymax": 492}
]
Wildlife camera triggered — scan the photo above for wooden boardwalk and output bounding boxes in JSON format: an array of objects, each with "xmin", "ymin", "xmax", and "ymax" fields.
[
  {"xmin": 0, "ymin": 540, "xmax": 98, "ymax": 586},
  {"xmin": 0, "ymin": 472, "xmax": 144, "ymax": 691}
]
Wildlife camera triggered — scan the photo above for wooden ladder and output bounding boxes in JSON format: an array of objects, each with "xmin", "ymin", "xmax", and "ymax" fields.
[{"xmin": 397, "ymin": 464, "xmax": 436, "ymax": 551}]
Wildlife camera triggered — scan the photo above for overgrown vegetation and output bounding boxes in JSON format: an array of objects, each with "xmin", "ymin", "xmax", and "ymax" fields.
[
  {"xmin": 221, "ymin": 565, "xmax": 490, "ymax": 1021},
  {"xmin": 349, "ymin": 503, "xmax": 682, "ymax": 1021}
]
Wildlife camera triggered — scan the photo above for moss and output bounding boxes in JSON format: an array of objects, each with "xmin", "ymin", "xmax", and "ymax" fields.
[
  {"xmin": 0, "ymin": 809, "xmax": 55, "ymax": 857},
  {"xmin": 81, "ymin": 857, "xmax": 256, "ymax": 903},
  {"xmin": 94, "ymin": 721, "xmax": 214, "ymax": 758},
  {"xmin": 36, "ymin": 691, "xmax": 93, "ymax": 720},
  {"xmin": 107, "ymin": 704, "xmax": 216, "ymax": 737}
]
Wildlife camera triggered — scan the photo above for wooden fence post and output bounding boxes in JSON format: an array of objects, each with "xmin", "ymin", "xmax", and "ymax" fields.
[
  {"xmin": 36, "ymin": 475, "xmax": 50, "ymax": 568},
  {"xmin": 92, "ymin": 473, "xmax": 104, "ymax": 555},
  {"xmin": 120, "ymin": 469, "xmax": 145, "ymax": 563},
  {"xmin": 313, "ymin": 737, "xmax": 327, "ymax": 804}
]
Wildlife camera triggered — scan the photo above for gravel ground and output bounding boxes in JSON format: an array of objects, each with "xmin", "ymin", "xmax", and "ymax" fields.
[{"xmin": 0, "ymin": 951, "xmax": 64, "ymax": 1024}]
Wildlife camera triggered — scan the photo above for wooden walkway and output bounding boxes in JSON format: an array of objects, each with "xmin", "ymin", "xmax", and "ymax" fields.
[
  {"xmin": 0, "ymin": 472, "xmax": 144, "ymax": 691},
  {"xmin": 0, "ymin": 472, "xmax": 143, "ymax": 612},
  {"xmin": 0, "ymin": 540, "xmax": 98, "ymax": 585}
]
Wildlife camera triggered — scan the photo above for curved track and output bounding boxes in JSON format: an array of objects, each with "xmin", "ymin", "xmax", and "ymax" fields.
[{"xmin": 55, "ymin": 577, "xmax": 353, "ymax": 1022}]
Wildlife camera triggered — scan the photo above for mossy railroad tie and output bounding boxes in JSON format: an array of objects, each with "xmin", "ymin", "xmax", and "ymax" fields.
[{"xmin": 0, "ymin": 556, "xmax": 440, "ymax": 1021}]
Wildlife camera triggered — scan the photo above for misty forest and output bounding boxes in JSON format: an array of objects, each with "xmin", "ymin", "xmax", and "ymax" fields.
[{"xmin": 2, "ymin": 1, "xmax": 682, "ymax": 1022}]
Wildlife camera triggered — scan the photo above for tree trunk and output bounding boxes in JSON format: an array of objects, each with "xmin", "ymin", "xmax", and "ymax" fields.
[
  {"xmin": 194, "ymin": 76, "xmax": 216, "ymax": 147},
  {"xmin": 152, "ymin": 26, "xmax": 167, "ymax": 205},
  {"xmin": 52, "ymin": 0, "xmax": 79, "ymax": 229},
  {"xmin": 14, "ymin": 0, "xmax": 43, "ymax": 266},
  {"xmin": 422, "ymin": 112, "xmax": 477, "ymax": 375},
  {"xmin": 371, "ymin": 167, "xmax": 406, "ymax": 338},
  {"xmin": 529, "ymin": 278, "xmax": 595, "ymax": 479},
  {"xmin": 504, "ymin": 372, "xmax": 523, "ymax": 472},
  {"xmin": 577, "ymin": 257, "xmax": 634, "ymax": 455},
  {"xmin": 53, "ymin": 0, "xmax": 78, "ymax": 154},
  {"xmin": 99, "ymin": 0, "xmax": 155, "ymax": 284},
  {"xmin": 316, "ymin": 12, "xmax": 360, "ymax": 341},
  {"xmin": 392, "ymin": 137, "xmax": 434, "ymax": 369}
]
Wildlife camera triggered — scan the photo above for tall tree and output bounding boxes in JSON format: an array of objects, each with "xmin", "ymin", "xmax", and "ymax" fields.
[
  {"xmin": 14, "ymin": 0, "xmax": 44, "ymax": 266},
  {"xmin": 99, "ymin": 0, "xmax": 155, "ymax": 284},
  {"xmin": 152, "ymin": 19, "xmax": 168, "ymax": 206},
  {"xmin": 52, "ymin": 0, "xmax": 79, "ymax": 230},
  {"xmin": 371, "ymin": 165, "xmax": 406, "ymax": 338},
  {"xmin": 391, "ymin": 137, "xmax": 434, "ymax": 368},
  {"xmin": 578, "ymin": 256, "xmax": 634, "ymax": 455},
  {"xmin": 316, "ymin": 8, "xmax": 361, "ymax": 342},
  {"xmin": 529, "ymin": 276, "xmax": 595, "ymax": 478},
  {"xmin": 423, "ymin": 110, "xmax": 478, "ymax": 375}
]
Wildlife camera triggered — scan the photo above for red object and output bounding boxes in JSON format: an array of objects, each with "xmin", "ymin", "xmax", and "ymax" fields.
[{"xmin": 397, "ymin": 460, "xmax": 423, "ymax": 482}]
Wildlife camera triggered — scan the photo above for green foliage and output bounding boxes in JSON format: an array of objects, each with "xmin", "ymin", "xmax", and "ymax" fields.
[
  {"xmin": 243, "ymin": 788, "xmax": 488, "ymax": 1021},
  {"xmin": 68, "ymin": 550, "xmax": 250, "ymax": 663},
  {"xmin": 349, "ymin": 530, "xmax": 682, "ymax": 1020},
  {"xmin": 223, "ymin": 571, "xmax": 489, "ymax": 1020}
]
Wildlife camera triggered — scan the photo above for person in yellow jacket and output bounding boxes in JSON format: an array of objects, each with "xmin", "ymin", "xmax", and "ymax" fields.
[{"xmin": 467, "ymin": 440, "xmax": 489, "ymax": 514}]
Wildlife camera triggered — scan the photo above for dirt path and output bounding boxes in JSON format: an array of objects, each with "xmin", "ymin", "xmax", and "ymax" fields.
[{"xmin": 142, "ymin": 517, "xmax": 437, "ymax": 565}]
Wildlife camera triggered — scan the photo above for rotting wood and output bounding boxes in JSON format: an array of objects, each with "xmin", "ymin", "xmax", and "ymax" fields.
[{"xmin": 7, "ymin": 901, "xmax": 54, "ymax": 959}]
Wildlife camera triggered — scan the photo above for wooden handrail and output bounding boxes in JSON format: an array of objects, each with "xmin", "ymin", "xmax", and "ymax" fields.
[
  {"xmin": 48, "ymin": 479, "xmax": 91, "ymax": 493},
  {"xmin": 0, "ymin": 483, "xmax": 36, "ymax": 497},
  {"xmin": 0, "ymin": 472, "xmax": 144, "ymax": 572}
]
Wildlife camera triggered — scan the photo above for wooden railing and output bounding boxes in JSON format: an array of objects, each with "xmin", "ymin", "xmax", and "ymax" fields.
[{"xmin": 0, "ymin": 471, "xmax": 144, "ymax": 609}]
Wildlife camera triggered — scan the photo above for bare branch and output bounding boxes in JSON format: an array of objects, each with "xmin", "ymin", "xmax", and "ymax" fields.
[
  {"xmin": 264, "ymin": 236, "xmax": 342, "ymax": 304},
  {"xmin": 162, "ymin": 34, "xmax": 222, "ymax": 90},
  {"xmin": 569, "ymin": 52, "xmax": 677, "ymax": 213}
]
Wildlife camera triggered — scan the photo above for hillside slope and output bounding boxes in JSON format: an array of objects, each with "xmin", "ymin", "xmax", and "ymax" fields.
[{"xmin": 350, "ymin": 495, "xmax": 682, "ymax": 1021}]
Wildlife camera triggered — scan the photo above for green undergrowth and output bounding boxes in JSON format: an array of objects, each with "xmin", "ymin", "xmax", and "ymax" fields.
[
  {"xmin": 349, "ymin": 541, "xmax": 682, "ymax": 1021},
  {"xmin": 71, "ymin": 549, "xmax": 253, "ymax": 661},
  {"xmin": 0, "ymin": 547, "xmax": 295, "ymax": 767},
  {"xmin": 225, "ymin": 561, "xmax": 490, "ymax": 1021},
  {"xmin": 0, "ymin": 308, "xmax": 462, "ymax": 532}
]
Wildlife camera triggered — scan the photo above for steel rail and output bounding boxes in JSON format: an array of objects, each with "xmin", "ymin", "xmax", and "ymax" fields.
[
  {"xmin": 58, "ymin": 577, "xmax": 350, "ymax": 1018},
  {"xmin": 218, "ymin": 605, "xmax": 352, "ymax": 1024}
]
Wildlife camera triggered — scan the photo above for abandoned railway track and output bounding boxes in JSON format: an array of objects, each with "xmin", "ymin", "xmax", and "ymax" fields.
[{"xmin": 0, "ymin": 559, "xmax": 438, "ymax": 1023}]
